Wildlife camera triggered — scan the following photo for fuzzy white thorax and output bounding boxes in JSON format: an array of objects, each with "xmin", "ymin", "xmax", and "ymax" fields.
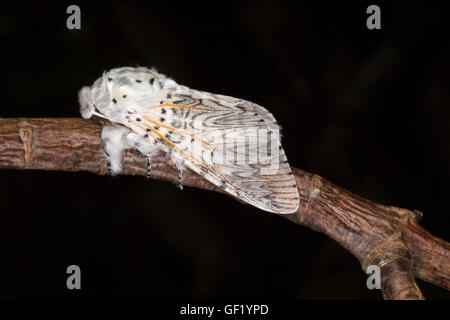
[{"xmin": 79, "ymin": 67, "xmax": 177, "ymax": 123}]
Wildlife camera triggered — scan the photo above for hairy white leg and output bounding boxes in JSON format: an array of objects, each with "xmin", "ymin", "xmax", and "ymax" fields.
[
  {"xmin": 101, "ymin": 126, "xmax": 161, "ymax": 176},
  {"xmin": 102, "ymin": 126, "xmax": 134, "ymax": 175},
  {"xmin": 168, "ymin": 152, "xmax": 185, "ymax": 190},
  {"xmin": 125, "ymin": 131, "xmax": 161, "ymax": 179}
]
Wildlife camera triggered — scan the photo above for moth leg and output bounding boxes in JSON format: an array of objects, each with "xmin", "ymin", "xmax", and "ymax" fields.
[
  {"xmin": 101, "ymin": 126, "xmax": 134, "ymax": 176},
  {"xmin": 176, "ymin": 162, "xmax": 183, "ymax": 190},
  {"xmin": 145, "ymin": 157, "xmax": 152, "ymax": 180},
  {"xmin": 168, "ymin": 153, "xmax": 185, "ymax": 190},
  {"xmin": 125, "ymin": 131, "xmax": 161, "ymax": 180}
]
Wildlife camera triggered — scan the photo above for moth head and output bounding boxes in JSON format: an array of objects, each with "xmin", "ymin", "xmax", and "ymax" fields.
[
  {"xmin": 78, "ymin": 74, "xmax": 115, "ymax": 121},
  {"xmin": 78, "ymin": 86, "xmax": 95, "ymax": 119}
]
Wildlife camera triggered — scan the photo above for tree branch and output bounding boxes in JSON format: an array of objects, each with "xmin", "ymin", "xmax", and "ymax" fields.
[{"xmin": 0, "ymin": 118, "xmax": 448, "ymax": 299}]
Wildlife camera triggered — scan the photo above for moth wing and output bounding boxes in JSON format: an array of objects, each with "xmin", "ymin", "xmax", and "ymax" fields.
[{"xmin": 127, "ymin": 89, "xmax": 299, "ymax": 214}]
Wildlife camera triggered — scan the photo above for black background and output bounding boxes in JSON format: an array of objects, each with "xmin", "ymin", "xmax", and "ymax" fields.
[{"xmin": 1, "ymin": 1, "xmax": 449, "ymax": 299}]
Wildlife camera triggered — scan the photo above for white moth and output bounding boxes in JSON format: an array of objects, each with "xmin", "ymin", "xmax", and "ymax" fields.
[{"xmin": 79, "ymin": 67, "xmax": 299, "ymax": 214}]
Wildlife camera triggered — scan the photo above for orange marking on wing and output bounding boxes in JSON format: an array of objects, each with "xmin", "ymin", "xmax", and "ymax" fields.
[
  {"xmin": 142, "ymin": 123, "xmax": 207, "ymax": 166},
  {"xmin": 141, "ymin": 123, "xmax": 234, "ymax": 187},
  {"xmin": 143, "ymin": 115, "xmax": 213, "ymax": 147},
  {"xmin": 127, "ymin": 119, "xmax": 204, "ymax": 171},
  {"xmin": 143, "ymin": 123, "xmax": 181, "ymax": 152},
  {"xmin": 147, "ymin": 101, "xmax": 206, "ymax": 111},
  {"xmin": 149, "ymin": 101, "xmax": 228, "ymax": 112},
  {"xmin": 134, "ymin": 110, "xmax": 243, "ymax": 192}
]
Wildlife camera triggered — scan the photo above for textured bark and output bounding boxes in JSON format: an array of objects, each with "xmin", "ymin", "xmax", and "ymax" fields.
[{"xmin": 0, "ymin": 118, "xmax": 449, "ymax": 299}]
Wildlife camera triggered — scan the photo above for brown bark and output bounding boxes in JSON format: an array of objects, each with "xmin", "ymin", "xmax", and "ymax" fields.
[{"xmin": 0, "ymin": 118, "xmax": 448, "ymax": 299}]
